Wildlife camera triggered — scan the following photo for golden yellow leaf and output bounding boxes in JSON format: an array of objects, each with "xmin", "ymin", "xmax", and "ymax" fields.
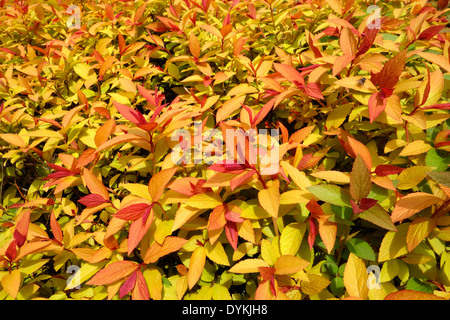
[
  {"xmin": 311, "ymin": 170, "xmax": 350, "ymax": 184},
  {"xmin": 406, "ymin": 217, "xmax": 436, "ymax": 252},
  {"xmin": 1, "ymin": 269, "xmax": 21, "ymax": 299},
  {"xmin": 398, "ymin": 140, "xmax": 431, "ymax": 157},
  {"xmin": 229, "ymin": 258, "xmax": 270, "ymax": 273},
  {"xmin": 343, "ymin": 253, "xmax": 368, "ymax": 299},
  {"xmin": 274, "ymin": 255, "xmax": 309, "ymax": 275},
  {"xmin": 258, "ymin": 180, "xmax": 280, "ymax": 219},
  {"xmin": 187, "ymin": 246, "xmax": 207, "ymax": 289}
]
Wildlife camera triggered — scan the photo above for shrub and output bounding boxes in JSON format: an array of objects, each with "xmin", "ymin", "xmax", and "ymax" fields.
[{"xmin": 0, "ymin": 0, "xmax": 449, "ymax": 300}]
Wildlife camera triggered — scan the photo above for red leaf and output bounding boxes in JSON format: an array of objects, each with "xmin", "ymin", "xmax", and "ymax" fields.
[
  {"xmin": 5, "ymin": 240, "xmax": 17, "ymax": 261},
  {"xmin": 418, "ymin": 25, "xmax": 446, "ymax": 40},
  {"xmin": 225, "ymin": 220, "xmax": 239, "ymax": 250},
  {"xmin": 308, "ymin": 218, "xmax": 318, "ymax": 249},
  {"xmin": 306, "ymin": 199, "xmax": 324, "ymax": 220},
  {"xmin": 78, "ymin": 194, "xmax": 109, "ymax": 207},
  {"xmin": 119, "ymin": 270, "xmax": 137, "ymax": 299},
  {"xmin": 356, "ymin": 27, "xmax": 379, "ymax": 57},
  {"xmin": 374, "ymin": 165, "xmax": 404, "ymax": 176},
  {"xmin": 359, "ymin": 198, "xmax": 378, "ymax": 211},
  {"xmin": 14, "ymin": 210, "xmax": 31, "ymax": 248},
  {"xmin": 113, "ymin": 101, "xmax": 146, "ymax": 125},
  {"xmin": 208, "ymin": 162, "xmax": 247, "ymax": 173},
  {"xmin": 420, "ymin": 103, "xmax": 450, "ymax": 110},
  {"xmin": 114, "ymin": 203, "xmax": 152, "ymax": 221},
  {"xmin": 351, "ymin": 199, "xmax": 364, "ymax": 214},
  {"xmin": 304, "ymin": 82, "xmax": 324, "ymax": 100}
]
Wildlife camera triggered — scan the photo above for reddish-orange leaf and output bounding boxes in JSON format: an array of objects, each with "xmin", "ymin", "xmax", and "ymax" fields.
[
  {"xmin": 368, "ymin": 91, "xmax": 388, "ymax": 123},
  {"xmin": 132, "ymin": 270, "xmax": 150, "ymax": 300},
  {"xmin": 87, "ymin": 261, "xmax": 139, "ymax": 285},
  {"xmin": 13, "ymin": 209, "xmax": 31, "ymax": 248},
  {"xmin": 94, "ymin": 118, "xmax": 116, "ymax": 148},
  {"xmin": 189, "ymin": 32, "xmax": 201, "ymax": 58},
  {"xmin": 114, "ymin": 203, "xmax": 152, "ymax": 221},
  {"xmin": 384, "ymin": 290, "xmax": 445, "ymax": 300},
  {"xmin": 347, "ymin": 136, "xmax": 373, "ymax": 170},
  {"xmin": 127, "ymin": 209, "xmax": 155, "ymax": 255},
  {"xmin": 377, "ymin": 50, "xmax": 407, "ymax": 90},
  {"xmin": 50, "ymin": 211, "xmax": 63, "ymax": 244},
  {"xmin": 143, "ymin": 236, "xmax": 188, "ymax": 264}
]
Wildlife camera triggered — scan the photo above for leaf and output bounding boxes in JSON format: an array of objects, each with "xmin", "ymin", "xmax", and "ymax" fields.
[
  {"xmin": 50, "ymin": 211, "xmax": 63, "ymax": 244},
  {"xmin": 280, "ymin": 161, "xmax": 311, "ymax": 191},
  {"xmin": 82, "ymin": 168, "xmax": 109, "ymax": 200},
  {"xmin": 343, "ymin": 253, "xmax": 369, "ymax": 299},
  {"xmin": 95, "ymin": 134, "xmax": 147, "ymax": 153},
  {"xmin": 216, "ymin": 95, "xmax": 246, "ymax": 123},
  {"xmin": 143, "ymin": 236, "xmax": 188, "ymax": 264},
  {"xmin": 78, "ymin": 194, "xmax": 109, "ymax": 207},
  {"xmin": 280, "ymin": 222, "xmax": 306, "ymax": 256},
  {"xmin": 346, "ymin": 238, "xmax": 376, "ymax": 261},
  {"xmin": 406, "ymin": 217, "xmax": 436, "ymax": 252},
  {"xmin": 359, "ymin": 203, "xmax": 397, "ymax": 231},
  {"xmin": 132, "ymin": 270, "xmax": 150, "ymax": 300},
  {"xmin": 187, "ymin": 246, "xmax": 207, "ymax": 289},
  {"xmin": 378, "ymin": 223, "xmax": 410, "ymax": 262},
  {"xmin": 384, "ymin": 290, "xmax": 446, "ymax": 300},
  {"xmin": 229, "ymin": 259, "xmax": 270, "ymax": 273},
  {"xmin": 347, "ymin": 136, "xmax": 373, "ymax": 170},
  {"xmin": 204, "ymin": 241, "xmax": 230, "ymax": 266},
  {"xmin": 113, "ymin": 101, "xmax": 146, "ymax": 125},
  {"xmin": 300, "ymin": 274, "xmax": 331, "ymax": 296},
  {"xmin": 274, "ymin": 255, "xmax": 309, "ymax": 275},
  {"xmin": 119, "ymin": 270, "xmax": 137, "ymax": 298},
  {"xmin": 1, "ymin": 269, "xmax": 21, "ymax": 299},
  {"xmin": 273, "ymin": 63, "xmax": 304, "ymax": 85},
  {"xmin": 377, "ymin": 50, "xmax": 407, "ymax": 90},
  {"xmin": 114, "ymin": 203, "xmax": 152, "ymax": 221},
  {"xmin": 189, "ymin": 32, "xmax": 201, "ymax": 58},
  {"xmin": 258, "ymin": 180, "xmax": 280, "ymax": 219},
  {"xmin": 350, "ymin": 155, "xmax": 372, "ymax": 202},
  {"xmin": 0, "ymin": 133, "xmax": 26, "ymax": 148},
  {"xmin": 87, "ymin": 261, "xmax": 139, "ymax": 285},
  {"xmin": 391, "ymin": 192, "xmax": 442, "ymax": 223},
  {"xmin": 374, "ymin": 165, "xmax": 404, "ymax": 176},
  {"xmin": 310, "ymin": 171, "xmax": 350, "ymax": 184},
  {"xmin": 148, "ymin": 167, "xmax": 177, "ymax": 202},
  {"xmin": 14, "ymin": 210, "xmax": 31, "ymax": 248},
  {"xmin": 186, "ymin": 193, "xmax": 223, "ymax": 209},
  {"xmin": 307, "ymin": 184, "xmax": 352, "ymax": 207}
]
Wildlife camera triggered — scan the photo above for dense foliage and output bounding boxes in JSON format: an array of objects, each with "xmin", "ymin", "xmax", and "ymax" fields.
[{"xmin": 0, "ymin": 0, "xmax": 449, "ymax": 300}]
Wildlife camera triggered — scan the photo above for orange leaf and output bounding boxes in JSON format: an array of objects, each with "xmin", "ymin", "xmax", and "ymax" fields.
[
  {"xmin": 347, "ymin": 136, "xmax": 373, "ymax": 170},
  {"xmin": 350, "ymin": 155, "xmax": 372, "ymax": 202},
  {"xmin": 1, "ymin": 269, "xmax": 21, "ymax": 299},
  {"xmin": 384, "ymin": 290, "xmax": 446, "ymax": 300},
  {"xmin": 13, "ymin": 209, "xmax": 31, "ymax": 248},
  {"xmin": 87, "ymin": 260, "xmax": 139, "ymax": 285},
  {"xmin": 127, "ymin": 209, "xmax": 155, "ymax": 255},
  {"xmin": 391, "ymin": 192, "xmax": 443, "ymax": 223},
  {"xmin": 148, "ymin": 167, "xmax": 178, "ymax": 202},
  {"xmin": 187, "ymin": 246, "xmax": 207, "ymax": 289},
  {"xmin": 50, "ymin": 211, "xmax": 63, "ymax": 244},
  {"xmin": 95, "ymin": 134, "xmax": 147, "ymax": 153},
  {"xmin": 143, "ymin": 236, "xmax": 188, "ymax": 264},
  {"xmin": 82, "ymin": 168, "xmax": 109, "ymax": 200},
  {"xmin": 406, "ymin": 217, "xmax": 436, "ymax": 252},
  {"xmin": 377, "ymin": 50, "xmax": 407, "ymax": 90},
  {"xmin": 131, "ymin": 270, "xmax": 150, "ymax": 300},
  {"xmin": 95, "ymin": 118, "xmax": 116, "ymax": 148},
  {"xmin": 189, "ymin": 32, "xmax": 201, "ymax": 58}
]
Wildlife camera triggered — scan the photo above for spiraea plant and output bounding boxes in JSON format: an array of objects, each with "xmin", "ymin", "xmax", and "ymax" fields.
[{"xmin": 0, "ymin": 0, "xmax": 449, "ymax": 300}]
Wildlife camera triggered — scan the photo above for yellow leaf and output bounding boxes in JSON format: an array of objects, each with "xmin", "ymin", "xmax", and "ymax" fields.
[
  {"xmin": 300, "ymin": 274, "xmax": 331, "ymax": 296},
  {"xmin": 143, "ymin": 268, "xmax": 162, "ymax": 300},
  {"xmin": 212, "ymin": 284, "xmax": 232, "ymax": 300},
  {"xmin": 279, "ymin": 222, "xmax": 306, "ymax": 256},
  {"xmin": 311, "ymin": 170, "xmax": 350, "ymax": 184},
  {"xmin": 119, "ymin": 183, "xmax": 152, "ymax": 201},
  {"xmin": 406, "ymin": 217, "xmax": 436, "ymax": 252},
  {"xmin": 227, "ymin": 83, "xmax": 258, "ymax": 96},
  {"xmin": 261, "ymin": 239, "xmax": 279, "ymax": 266},
  {"xmin": 325, "ymin": 103, "xmax": 354, "ymax": 129},
  {"xmin": 205, "ymin": 241, "xmax": 230, "ymax": 266},
  {"xmin": 326, "ymin": 0, "xmax": 343, "ymax": 14},
  {"xmin": 258, "ymin": 180, "xmax": 280, "ymax": 218},
  {"xmin": 279, "ymin": 190, "xmax": 314, "ymax": 204},
  {"xmin": 229, "ymin": 258, "xmax": 270, "ymax": 273},
  {"xmin": 397, "ymin": 165, "xmax": 434, "ymax": 190},
  {"xmin": 398, "ymin": 140, "xmax": 431, "ymax": 157},
  {"xmin": 417, "ymin": 52, "xmax": 450, "ymax": 73},
  {"xmin": 334, "ymin": 77, "xmax": 377, "ymax": 93},
  {"xmin": 280, "ymin": 161, "xmax": 311, "ymax": 191},
  {"xmin": 1, "ymin": 269, "xmax": 21, "ymax": 299},
  {"xmin": 379, "ymin": 223, "xmax": 410, "ymax": 262},
  {"xmin": 391, "ymin": 192, "xmax": 442, "ymax": 223},
  {"xmin": 187, "ymin": 246, "xmax": 206, "ymax": 289},
  {"xmin": 274, "ymin": 255, "xmax": 309, "ymax": 275},
  {"xmin": 343, "ymin": 253, "xmax": 368, "ymax": 299},
  {"xmin": 384, "ymin": 139, "xmax": 406, "ymax": 153},
  {"xmin": 185, "ymin": 192, "xmax": 223, "ymax": 209}
]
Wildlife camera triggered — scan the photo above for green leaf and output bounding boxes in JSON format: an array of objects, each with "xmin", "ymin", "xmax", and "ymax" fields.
[
  {"xmin": 307, "ymin": 185, "xmax": 352, "ymax": 207},
  {"xmin": 405, "ymin": 277, "xmax": 434, "ymax": 294},
  {"xmin": 346, "ymin": 238, "xmax": 376, "ymax": 261}
]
